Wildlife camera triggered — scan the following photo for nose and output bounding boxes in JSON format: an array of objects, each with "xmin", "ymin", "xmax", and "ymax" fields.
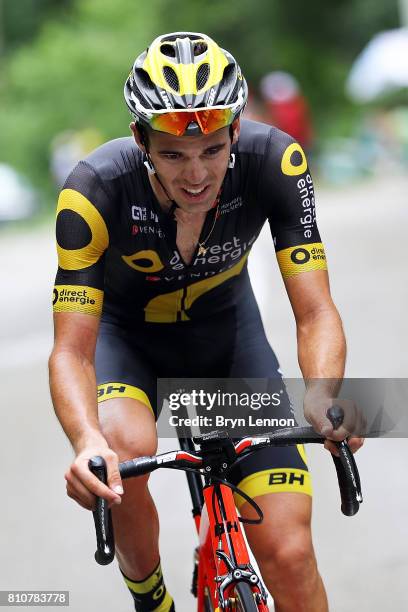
[{"xmin": 182, "ymin": 157, "xmax": 208, "ymax": 186}]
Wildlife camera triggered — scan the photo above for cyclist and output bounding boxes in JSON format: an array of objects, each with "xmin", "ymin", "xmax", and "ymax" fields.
[{"xmin": 49, "ymin": 32, "xmax": 363, "ymax": 612}]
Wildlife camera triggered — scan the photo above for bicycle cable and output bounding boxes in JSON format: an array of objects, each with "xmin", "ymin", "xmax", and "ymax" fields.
[{"xmin": 164, "ymin": 464, "xmax": 264, "ymax": 525}]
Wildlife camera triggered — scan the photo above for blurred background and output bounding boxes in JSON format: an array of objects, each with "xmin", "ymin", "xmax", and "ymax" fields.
[{"xmin": 1, "ymin": 1, "xmax": 407, "ymax": 610}]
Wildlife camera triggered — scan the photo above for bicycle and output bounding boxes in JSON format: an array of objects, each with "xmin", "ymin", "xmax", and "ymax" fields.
[{"xmin": 89, "ymin": 406, "xmax": 362, "ymax": 611}]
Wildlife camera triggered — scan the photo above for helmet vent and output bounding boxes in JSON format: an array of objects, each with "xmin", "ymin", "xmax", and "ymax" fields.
[
  {"xmin": 229, "ymin": 80, "xmax": 239, "ymax": 103},
  {"xmin": 196, "ymin": 63, "xmax": 210, "ymax": 90},
  {"xmin": 160, "ymin": 43, "xmax": 176, "ymax": 58},
  {"xmin": 134, "ymin": 68, "xmax": 155, "ymax": 91},
  {"xmin": 222, "ymin": 63, "xmax": 236, "ymax": 86},
  {"xmin": 193, "ymin": 42, "xmax": 208, "ymax": 56},
  {"xmin": 163, "ymin": 66, "xmax": 180, "ymax": 92}
]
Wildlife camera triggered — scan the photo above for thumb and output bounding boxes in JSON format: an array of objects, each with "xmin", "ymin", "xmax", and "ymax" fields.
[
  {"xmin": 310, "ymin": 413, "xmax": 333, "ymax": 437},
  {"xmin": 105, "ymin": 454, "xmax": 123, "ymax": 495},
  {"xmin": 320, "ymin": 421, "xmax": 333, "ymax": 437}
]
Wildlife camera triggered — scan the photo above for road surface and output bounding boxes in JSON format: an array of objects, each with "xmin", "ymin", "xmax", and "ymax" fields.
[{"xmin": 1, "ymin": 174, "xmax": 407, "ymax": 611}]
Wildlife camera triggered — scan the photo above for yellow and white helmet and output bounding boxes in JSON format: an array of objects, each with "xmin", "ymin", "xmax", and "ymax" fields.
[{"xmin": 124, "ymin": 32, "xmax": 248, "ymax": 136}]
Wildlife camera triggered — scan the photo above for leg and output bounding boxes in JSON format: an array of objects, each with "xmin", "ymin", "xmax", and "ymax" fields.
[
  {"xmin": 98, "ymin": 397, "xmax": 159, "ymax": 579},
  {"xmin": 241, "ymin": 492, "xmax": 328, "ymax": 612}
]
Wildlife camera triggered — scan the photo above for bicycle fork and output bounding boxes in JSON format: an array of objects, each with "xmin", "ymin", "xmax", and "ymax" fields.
[{"xmin": 194, "ymin": 484, "xmax": 268, "ymax": 611}]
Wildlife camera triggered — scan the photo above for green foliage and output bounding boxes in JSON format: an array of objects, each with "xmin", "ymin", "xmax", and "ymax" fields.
[
  {"xmin": 0, "ymin": 0, "xmax": 164, "ymax": 193},
  {"xmin": 0, "ymin": 0, "xmax": 401, "ymax": 200},
  {"xmin": 1, "ymin": 0, "xmax": 72, "ymax": 52}
]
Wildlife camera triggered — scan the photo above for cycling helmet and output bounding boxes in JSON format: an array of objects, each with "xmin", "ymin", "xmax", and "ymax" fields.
[{"xmin": 124, "ymin": 32, "xmax": 248, "ymax": 135}]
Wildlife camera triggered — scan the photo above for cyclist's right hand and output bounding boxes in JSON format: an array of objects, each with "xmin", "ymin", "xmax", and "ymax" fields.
[{"xmin": 64, "ymin": 440, "xmax": 123, "ymax": 511}]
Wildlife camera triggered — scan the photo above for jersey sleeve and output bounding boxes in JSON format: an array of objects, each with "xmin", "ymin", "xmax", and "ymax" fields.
[
  {"xmin": 53, "ymin": 161, "xmax": 113, "ymax": 316},
  {"xmin": 258, "ymin": 129, "xmax": 327, "ymax": 278}
]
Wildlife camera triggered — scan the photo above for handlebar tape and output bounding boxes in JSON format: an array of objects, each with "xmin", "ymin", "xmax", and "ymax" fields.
[
  {"xmin": 331, "ymin": 443, "xmax": 362, "ymax": 516},
  {"xmin": 119, "ymin": 456, "xmax": 159, "ymax": 478},
  {"xmin": 88, "ymin": 456, "xmax": 115, "ymax": 565}
]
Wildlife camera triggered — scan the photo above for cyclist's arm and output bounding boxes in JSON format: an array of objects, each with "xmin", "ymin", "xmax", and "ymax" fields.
[
  {"xmin": 283, "ymin": 269, "xmax": 345, "ymax": 382},
  {"xmin": 49, "ymin": 311, "xmax": 104, "ymax": 452},
  {"xmin": 260, "ymin": 131, "xmax": 363, "ymax": 451},
  {"xmin": 49, "ymin": 162, "xmax": 122, "ymax": 509},
  {"xmin": 49, "ymin": 312, "xmax": 123, "ymax": 509},
  {"xmin": 285, "ymin": 274, "xmax": 363, "ymax": 453}
]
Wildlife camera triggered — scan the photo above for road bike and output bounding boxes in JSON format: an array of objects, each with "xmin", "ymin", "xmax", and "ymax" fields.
[{"xmin": 89, "ymin": 406, "xmax": 362, "ymax": 611}]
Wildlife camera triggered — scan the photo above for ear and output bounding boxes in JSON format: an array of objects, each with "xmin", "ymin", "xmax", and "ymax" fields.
[
  {"xmin": 231, "ymin": 118, "xmax": 241, "ymax": 144},
  {"xmin": 130, "ymin": 122, "xmax": 146, "ymax": 153}
]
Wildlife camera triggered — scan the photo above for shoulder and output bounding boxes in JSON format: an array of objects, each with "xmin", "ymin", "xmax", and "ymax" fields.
[
  {"xmin": 61, "ymin": 136, "xmax": 142, "ymax": 202},
  {"xmin": 80, "ymin": 136, "xmax": 142, "ymax": 181},
  {"xmin": 238, "ymin": 119, "xmax": 309, "ymax": 184},
  {"xmin": 237, "ymin": 119, "xmax": 297, "ymax": 159}
]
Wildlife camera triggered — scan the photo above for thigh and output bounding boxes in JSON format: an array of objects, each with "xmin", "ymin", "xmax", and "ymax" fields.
[
  {"xmin": 240, "ymin": 491, "xmax": 313, "ymax": 562},
  {"xmin": 230, "ymin": 443, "xmax": 312, "ymax": 510},
  {"xmin": 225, "ymin": 292, "xmax": 313, "ymax": 507},
  {"xmin": 95, "ymin": 317, "xmax": 157, "ymax": 417},
  {"xmin": 95, "ymin": 318, "xmax": 158, "ymax": 460}
]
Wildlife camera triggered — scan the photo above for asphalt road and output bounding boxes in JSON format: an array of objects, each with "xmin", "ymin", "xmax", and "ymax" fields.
[{"xmin": 1, "ymin": 174, "xmax": 407, "ymax": 611}]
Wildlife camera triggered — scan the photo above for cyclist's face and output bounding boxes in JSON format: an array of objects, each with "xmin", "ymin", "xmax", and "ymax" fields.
[{"xmin": 132, "ymin": 122, "xmax": 239, "ymax": 213}]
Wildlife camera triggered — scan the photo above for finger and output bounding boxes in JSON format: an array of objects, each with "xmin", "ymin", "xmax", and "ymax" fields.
[
  {"xmin": 66, "ymin": 471, "xmax": 97, "ymax": 509},
  {"xmin": 66, "ymin": 483, "xmax": 95, "ymax": 511},
  {"xmin": 67, "ymin": 480, "xmax": 122, "ymax": 511},
  {"xmin": 307, "ymin": 411, "xmax": 334, "ymax": 437},
  {"xmin": 347, "ymin": 437, "xmax": 365, "ymax": 454},
  {"xmin": 71, "ymin": 460, "xmax": 121, "ymax": 503},
  {"xmin": 324, "ymin": 425, "xmax": 350, "ymax": 442},
  {"xmin": 104, "ymin": 453, "xmax": 124, "ymax": 496},
  {"xmin": 324, "ymin": 440, "xmax": 340, "ymax": 457}
]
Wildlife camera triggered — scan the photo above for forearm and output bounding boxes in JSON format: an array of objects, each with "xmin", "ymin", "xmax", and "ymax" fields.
[
  {"xmin": 49, "ymin": 349, "xmax": 106, "ymax": 453},
  {"xmin": 297, "ymin": 306, "xmax": 346, "ymax": 396}
]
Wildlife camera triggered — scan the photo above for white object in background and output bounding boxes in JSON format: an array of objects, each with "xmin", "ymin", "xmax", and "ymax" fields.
[
  {"xmin": 347, "ymin": 28, "xmax": 408, "ymax": 102},
  {"xmin": 0, "ymin": 164, "xmax": 37, "ymax": 222},
  {"xmin": 260, "ymin": 71, "xmax": 300, "ymax": 103}
]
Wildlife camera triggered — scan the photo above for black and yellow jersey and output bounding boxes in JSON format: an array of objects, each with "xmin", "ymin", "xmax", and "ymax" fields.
[{"xmin": 53, "ymin": 119, "xmax": 327, "ymax": 323}]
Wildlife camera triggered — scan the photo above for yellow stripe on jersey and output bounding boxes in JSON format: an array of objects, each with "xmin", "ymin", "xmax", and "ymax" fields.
[
  {"xmin": 276, "ymin": 242, "xmax": 327, "ymax": 278},
  {"xmin": 296, "ymin": 443, "xmax": 308, "ymax": 466},
  {"xmin": 53, "ymin": 285, "xmax": 103, "ymax": 316},
  {"xmin": 56, "ymin": 189, "xmax": 109, "ymax": 270},
  {"xmin": 144, "ymin": 251, "xmax": 249, "ymax": 322},
  {"xmin": 97, "ymin": 382, "xmax": 154, "ymax": 415},
  {"xmin": 234, "ymin": 467, "xmax": 312, "ymax": 510}
]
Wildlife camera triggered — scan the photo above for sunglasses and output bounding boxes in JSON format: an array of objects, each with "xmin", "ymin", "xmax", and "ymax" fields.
[{"xmin": 149, "ymin": 108, "xmax": 235, "ymax": 136}]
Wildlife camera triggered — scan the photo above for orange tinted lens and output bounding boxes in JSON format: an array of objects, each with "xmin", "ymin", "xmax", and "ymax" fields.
[
  {"xmin": 150, "ymin": 109, "xmax": 234, "ymax": 136},
  {"xmin": 195, "ymin": 109, "xmax": 234, "ymax": 133},
  {"xmin": 150, "ymin": 112, "xmax": 191, "ymax": 136}
]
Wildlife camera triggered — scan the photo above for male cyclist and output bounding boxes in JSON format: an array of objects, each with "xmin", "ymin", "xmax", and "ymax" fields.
[{"xmin": 49, "ymin": 32, "xmax": 363, "ymax": 612}]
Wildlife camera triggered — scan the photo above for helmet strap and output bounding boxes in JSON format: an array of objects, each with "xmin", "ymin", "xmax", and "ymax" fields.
[{"xmin": 144, "ymin": 150, "xmax": 178, "ymax": 212}]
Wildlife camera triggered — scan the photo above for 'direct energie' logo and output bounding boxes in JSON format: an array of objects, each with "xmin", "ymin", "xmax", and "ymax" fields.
[{"xmin": 52, "ymin": 285, "xmax": 103, "ymax": 316}]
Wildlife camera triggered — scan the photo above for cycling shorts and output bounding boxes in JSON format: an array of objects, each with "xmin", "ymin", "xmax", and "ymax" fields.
[{"xmin": 95, "ymin": 284, "xmax": 312, "ymax": 505}]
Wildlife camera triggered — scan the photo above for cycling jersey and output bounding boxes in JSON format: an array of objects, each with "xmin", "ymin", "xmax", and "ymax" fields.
[
  {"xmin": 52, "ymin": 118, "xmax": 323, "ymax": 502},
  {"xmin": 53, "ymin": 119, "xmax": 327, "ymax": 322}
]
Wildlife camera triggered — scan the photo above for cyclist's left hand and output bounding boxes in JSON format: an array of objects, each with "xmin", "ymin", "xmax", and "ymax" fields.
[{"xmin": 303, "ymin": 391, "xmax": 366, "ymax": 456}]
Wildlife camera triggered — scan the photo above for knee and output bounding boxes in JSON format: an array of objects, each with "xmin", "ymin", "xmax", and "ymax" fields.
[
  {"xmin": 99, "ymin": 399, "xmax": 158, "ymax": 462},
  {"xmin": 257, "ymin": 530, "xmax": 317, "ymax": 583}
]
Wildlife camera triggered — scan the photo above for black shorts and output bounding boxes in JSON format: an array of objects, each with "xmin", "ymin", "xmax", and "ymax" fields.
[{"xmin": 95, "ymin": 288, "xmax": 311, "ymax": 504}]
